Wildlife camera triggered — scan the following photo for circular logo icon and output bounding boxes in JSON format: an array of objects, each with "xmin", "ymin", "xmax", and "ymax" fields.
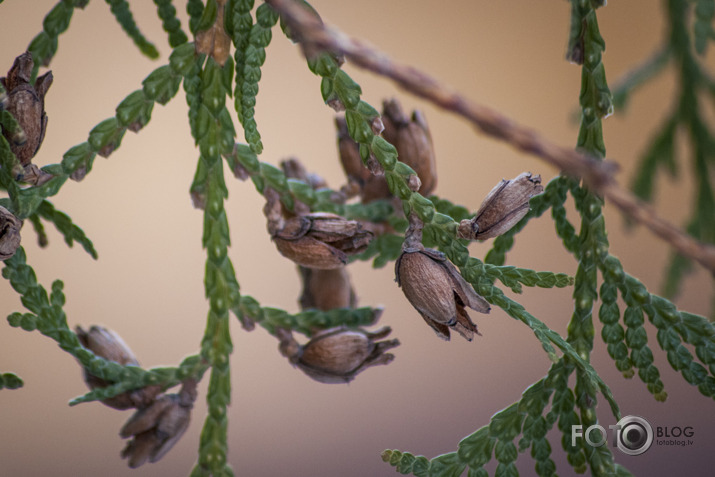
[{"xmin": 616, "ymin": 415, "xmax": 653, "ymax": 456}]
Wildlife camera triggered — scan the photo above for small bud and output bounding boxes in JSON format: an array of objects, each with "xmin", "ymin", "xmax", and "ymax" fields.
[
  {"xmin": 370, "ymin": 117, "xmax": 385, "ymax": 136},
  {"xmin": 0, "ymin": 206, "xmax": 21, "ymax": 261},
  {"xmin": 381, "ymin": 99, "xmax": 437, "ymax": 196},
  {"xmin": 407, "ymin": 174, "xmax": 422, "ymax": 192},
  {"xmin": 75, "ymin": 326, "xmax": 161, "ymax": 410},
  {"xmin": 299, "ymin": 267, "xmax": 356, "ymax": 310},
  {"xmin": 1, "ymin": 52, "xmax": 52, "ymax": 166},
  {"xmin": 277, "ymin": 327, "xmax": 399, "ymax": 384},
  {"xmin": 395, "ymin": 247, "xmax": 490, "ymax": 341},
  {"xmin": 190, "ymin": 189, "xmax": 206, "ymax": 210},
  {"xmin": 457, "ymin": 172, "xmax": 544, "ymax": 241},
  {"xmin": 273, "ymin": 212, "xmax": 374, "ymax": 269},
  {"xmin": 120, "ymin": 380, "xmax": 197, "ymax": 468},
  {"xmin": 70, "ymin": 166, "xmax": 88, "ymax": 182},
  {"xmin": 327, "ymin": 98, "xmax": 346, "ymax": 112}
]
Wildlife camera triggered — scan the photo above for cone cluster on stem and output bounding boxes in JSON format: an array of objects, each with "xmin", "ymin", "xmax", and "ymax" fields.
[{"xmin": 76, "ymin": 326, "xmax": 197, "ymax": 468}]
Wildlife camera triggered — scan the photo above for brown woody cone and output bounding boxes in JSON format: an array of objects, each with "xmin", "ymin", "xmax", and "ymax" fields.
[
  {"xmin": 0, "ymin": 206, "xmax": 21, "ymax": 261},
  {"xmin": 277, "ymin": 327, "xmax": 399, "ymax": 384},
  {"xmin": 1, "ymin": 52, "xmax": 52, "ymax": 166},
  {"xmin": 76, "ymin": 326, "xmax": 161, "ymax": 410},
  {"xmin": 457, "ymin": 172, "xmax": 543, "ymax": 241}
]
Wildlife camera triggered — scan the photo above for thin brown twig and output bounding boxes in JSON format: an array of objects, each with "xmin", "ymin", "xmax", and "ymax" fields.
[{"xmin": 266, "ymin": 0, "xmax": 715, "ymax": 275}]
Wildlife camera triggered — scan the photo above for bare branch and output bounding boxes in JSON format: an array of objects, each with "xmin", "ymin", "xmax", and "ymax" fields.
[{"xmin": 267, "ymin": 0, "xmax": 715, "ymax": 275}]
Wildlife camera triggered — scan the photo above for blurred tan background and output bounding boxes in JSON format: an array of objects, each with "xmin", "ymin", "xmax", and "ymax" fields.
[{"xmin": 1, "ymin": 1, "xmax": 714, "ymax": 476}]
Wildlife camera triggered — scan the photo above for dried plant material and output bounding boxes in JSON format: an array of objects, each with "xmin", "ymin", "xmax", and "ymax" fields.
[
  {"xmin": 75, "ymin": 326, "xmax": 161, "ymax": 410},
  {"xmin": 190, "ymin": 189, "xmax": 206, "ymax": 210},
  {"xmin": 299, "ymin": 267, "xmax": 356, "ymax": 310},
  {"xmin": 396, "ymin": 248, "xmax": 490, "ymax": 341},
  {"xmin": 335, "ymin": 116, "xmax": 391, "ymax": 203},
  {"xmin": 0, "ymin": 52, "xmax": 52, "ymax": 166},
  {"xmin": 273, "ymin": 212, "xmax": 374, "ymax": 269},
  {"xmin": 120, "ymin": 380, "xmax": 197, "ymax": 468},
  {"xmin": 229, "ymin": 158, "xmax": 250, "ymax": 181},
  {"xmin": 20, "ymin": 163, "xmax": 53, "ymax": 186},
  {"xmin": 396, "ymin": 213, "xmax": 489, "ymax": 341},
  {"xmin": 458, "ymin": 172, "xmax": 544, "ymax": 241},
  {"xmin": 264, "ymin": 187, "xmax": 373, "ymax": 269},
  {"xmin": 277, "ymin": 327, "xmax": 399, "ymax": 384},
  {"xmin": 381, "ymin": 99, "xmax": 437, "ymax": 196},
  {"xmin": 407, "ymin": 174, "xmax": 422, "ymax": 192},
  {"xmin": 70, "ymin": 166, "xmax": 88, "ymax": 182},
  {"xmin": 194, "ymin": 0, "xmax": 231, "ymax": 66},
  {"xmin": 0, "ymin": 206, "xmax": 21, "ymax": 261}
]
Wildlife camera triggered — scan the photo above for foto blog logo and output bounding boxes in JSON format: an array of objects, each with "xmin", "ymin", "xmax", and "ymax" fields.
[{"xmin": 572, "ymin": 415, "xmax": 654, "ymax": 456}]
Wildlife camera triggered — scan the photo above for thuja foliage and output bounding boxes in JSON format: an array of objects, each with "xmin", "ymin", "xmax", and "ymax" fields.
[
  {"xmin": 611, "ymin": 0, "xmax": 715, "ymax": 312},
  {"xmin": 0, "ymin": 1, "xmax": 714, "ymax": 476}
]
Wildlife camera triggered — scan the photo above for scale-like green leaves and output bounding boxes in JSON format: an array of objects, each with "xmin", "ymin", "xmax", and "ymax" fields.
[
  {"xmin": 104, "ymin": 0, "xmax": 159, "ymax": 59},
  {"xmin": 26, "ymin": 0, "xmax": 87, "ymax": 78},
  {"xmin": 153, "ymin": 0, "xmax": 188, "ymax": 47},
  {"xmin": 236, "ymin": 295, "xmax": 383, "ymax": 337},
  {"xmin": 229, "ymin": 2, "xmax": 279, "ymax": 153},
  {"xmin": 611, "ymin": 0, "xmax": 715, "ymax": 310},
  {"xmin": 3, "ymin": 2, "xmax": 714, "ymax": 476},
  {"xmin": 60, "ymin": 45, "xmax": 192, "ymax": 181},
  {"xmin": 2, "ymin": 248, "xmax": 206, "ymax": 405},
  {"xmin": 31, "ymin": 199, "xmax": 97, "ymax": 259},
  {"xmin": 185, "ymin": 49, "xmax": 237, "ymax": 475}
]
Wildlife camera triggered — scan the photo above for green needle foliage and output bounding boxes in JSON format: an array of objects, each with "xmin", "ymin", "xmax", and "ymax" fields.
[
  {"xmin": 1, "ymin": 1, "xmax": 714, "ymax": 476},
  {"xmin": 611, "ymin": 0, "xmax": 715, "ymax": 311}
]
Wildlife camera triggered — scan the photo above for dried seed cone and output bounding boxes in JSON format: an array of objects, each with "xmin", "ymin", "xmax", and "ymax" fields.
[
  {"xmin": 75, "ymin": 326, "xmax": 161, "ymax": 410},
  {"xmin": 395, "ymin": 248, "xmax": 490, "ymax": 341},
  {"xmin": 458, "ymin": 172, "xmax": 544, "ymax": 241},
  {"xmin": 120, "ymin": 380, "xmax": 197, "ymax": 468},
  {"xmin": 278, "ymin": 327, "xmax": 399, "ymax": 384},
  {"xmin": 1, "ymin": 52, "xmax": 52, "ymax": 166},
  {"xmin": 273, "ymin": 213, "xmax": 374, "ymax": 269},
  {"xmin": 299, "ymin": 267, "xmax": 356, "ymax": 310},
  {"xmin": 0, "ymin": 206, "xmax": 21, "ymax": 261},
  {"xmin": 382, "ymin": 99, "xmax": 437, "ymax": 196}
]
